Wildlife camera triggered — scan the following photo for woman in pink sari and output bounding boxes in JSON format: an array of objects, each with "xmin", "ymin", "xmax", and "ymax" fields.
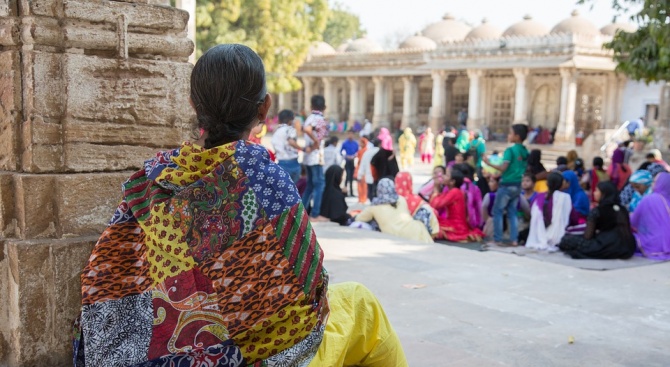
[
  {"xmin": 631, "ymin": 172, "xmax": 670, "ymax": 260},
  {"xmin": 378, "ymin": 127, "xmax": 394, "ymax": 151}
]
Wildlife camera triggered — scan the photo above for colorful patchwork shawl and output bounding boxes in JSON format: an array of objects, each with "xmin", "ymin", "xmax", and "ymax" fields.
[{"xmin": 74, "ymin": 141, "xmax": 329, "ymax": 367}]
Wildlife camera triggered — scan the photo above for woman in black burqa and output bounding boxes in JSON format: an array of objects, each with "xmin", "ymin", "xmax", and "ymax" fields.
[{"xmin": 320, "ymin": 165, "xmax": 353, "ymax": 225}]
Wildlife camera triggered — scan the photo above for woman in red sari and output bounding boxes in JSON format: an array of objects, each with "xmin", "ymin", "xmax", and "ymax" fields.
[{"xmin": 430, "ymin": 168, "xmax": 483, "ymax": 242}]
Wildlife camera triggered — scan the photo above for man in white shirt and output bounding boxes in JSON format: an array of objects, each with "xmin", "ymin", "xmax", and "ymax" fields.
[
  {"xmin": 301, "ymin": 95, "xmax": 330, "ymax": 222},
  {"xmin": 357, "ymin": 138, "xmax": 380, "ymax": 201},
  {"xmin": 272, "ymin": 109, "xmax": 303, "ymax": 183}
]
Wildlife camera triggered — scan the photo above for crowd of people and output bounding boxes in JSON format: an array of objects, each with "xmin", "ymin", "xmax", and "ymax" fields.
[{"xmin": 269, "ymin": 100, "xmax": 670, "ymax": 262}]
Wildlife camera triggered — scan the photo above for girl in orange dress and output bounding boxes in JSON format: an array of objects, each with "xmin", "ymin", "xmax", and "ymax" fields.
[{"xmin": 430, "ymin": 168, "xmax": 484, "ymax": 242}]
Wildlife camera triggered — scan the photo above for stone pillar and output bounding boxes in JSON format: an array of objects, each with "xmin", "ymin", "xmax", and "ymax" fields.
[
  {"xmin": 467, "ymin": 69, "xmax": 484, "ymax": 128},
  {"xmin": 430, "ymin": 70, "xmax": 448, "ymax": 132},
  {"xmin": 556, "ymin": 68, "xmax": 578, "ymax": 143},
  {"xmin": 0, "ymin": 1, "xmax": 193, "ymax": 366},
  {"xmin": 513, "ymin": 67, "xmax": 529, "ymax": 124},
  {"xmin": 278, "ymin": 92, "xmax": 293, "ymax": 112},
  {"xmin": 175, "ymin": 0, "xmax": 196, "ymax": 63},
  {"xmin": 401, "ymin": 76, "xmax": 419, "ymax": 129},
  {"xmin": 347, "ymin": 77, "xmax": 364, "ymax": 123},
  {"xmin": 323, "ymin": 77, "xmax": 340, "ymax": 122},
  {"xmin": 303, "ymin": 77, "xmax": 314, "ymax": 112}
]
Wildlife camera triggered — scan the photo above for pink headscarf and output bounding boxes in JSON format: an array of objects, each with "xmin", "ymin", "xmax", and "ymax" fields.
[{"xmin": 378, "ymin": 127, "xmax": 394, "ymax": 151}]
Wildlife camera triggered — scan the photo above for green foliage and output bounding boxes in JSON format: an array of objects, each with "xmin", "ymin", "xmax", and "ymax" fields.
[
  {"xmin": 579, "ymin": 0, "xmax": 670, "ymax": 82},
  {"xmin": 195, "ymin": 0, "xmax": 329, "ymax": 93},
  {"xmin": 322, "ymin": 2, "xmax": 366, "ymax": 48}
]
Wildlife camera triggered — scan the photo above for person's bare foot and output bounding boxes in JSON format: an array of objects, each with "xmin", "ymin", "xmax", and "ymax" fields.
[{"xmin": 309, "ymin": 216, "xmax": 330, "ymax": 223}]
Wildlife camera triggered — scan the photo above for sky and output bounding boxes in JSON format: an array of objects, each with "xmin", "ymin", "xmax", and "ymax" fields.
[{"xmin": 335, "ymin": 0, "xmax": 637, "ymax": 48}]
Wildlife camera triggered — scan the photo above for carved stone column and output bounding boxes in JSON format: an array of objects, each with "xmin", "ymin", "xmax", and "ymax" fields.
[
  {"xmin": 347, "ymin": 77, "xmax": 364, "ymax": 123},
  {"xmin": 401, "ymin": 76, "xmax": 419, "ymax": 129},
  {"xmin": 323, "ymin": 77, "xmax": 340, "ymax": 122},
  {"xmin": 302, "ymin": 77, "xmax": 314, "ymax": 112},
  {"xmin": 372, "ymin": 76, "xmax": 391, "ymax": 127},
  {"xmin": 513, "ymin": 67, "xmax": 529, "ymax": 124},
  {"xmin": 556, "ymin": 68, "xmax": 578, "ymax": 143},
  {"xmin": 467, "ymin": 69, "xmax": 484, "ymax": 128},
  {"xmin": 430, "ymin": 70, "xmax": 448, "ymax": 131}
]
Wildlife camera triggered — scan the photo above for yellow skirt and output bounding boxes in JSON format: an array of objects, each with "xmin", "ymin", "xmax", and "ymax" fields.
[{"xmin": 308, "ymin": 282, "xmax": 408, "ymax": 367}]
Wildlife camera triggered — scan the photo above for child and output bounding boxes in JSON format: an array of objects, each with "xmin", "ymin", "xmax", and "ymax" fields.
[
  {"xmin": 481, "ymin": 176, "xmax": 500, "ymax": 239},
  {"xmin": 430, "ymin": 169, "xmax": 484, "ymax": 242},
  {"xmin": 517, "ymin": 172, "xmax": 537, "ymax": 245},
  {"xmin": 482, "ymin": 124, "xmax": 529, "ymax": 246}
]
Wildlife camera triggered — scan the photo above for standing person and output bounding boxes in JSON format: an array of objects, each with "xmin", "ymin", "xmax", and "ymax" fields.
[
  {"xmin": 443, "ymin": 134, "xmax": 459, "ymax": 165},
  {"xmin": 360, "ymin": 119, "xmax": 373, "ymax": 138},
  {"xmin": 322, "ymin": 136, "xmax": 342, "ymax": 172},
  {"xmin": 419, "ymin": 127, "xmax": 435, "ymax": 164},
  {"xmin": 272, "ymin": 109, "xmax": 303, "ymax": 183},
  {"xmin": 377, "ymin": 127, "xmax": 394, "ymax": 151},
  {"xmin": 482, "ymin": 124, "xmax": 529, "ymax": 246},
  {"xmin": 456, "ymin": 129, "xmax": 470, "ymax": 153},
  {"xmin": 467, "ymin": 131, "xmax": 488, "ymax": 195},
  {"xmin": 371, "ymin": 134, "xmax": 399, "ymax": 183},
  {"xmin": 608, "ymin": 148, "xmax": 631, "ymax": 191},
  {"xmin": 626, "ymin": 117, "xmax": 644, "ymax": 139},
  {"xmin": 354, "ymin": 137, "xmax": 370, "ymax": 203},
  {"xmin": 457, "ymin": 108, "xmax": 468, "ymax": 126},
  {"xmin": 302, "ymin": 95, "xmax": 330, "ymax": 222},
  {"xmin": 398, "ymin": 127, "xmax": 417, "ymax": 170},
  {"xmin": 434, "ymin": 134, "xmax": 445, "ymax": 167},
  {"xmin": 358, "ymin": 138, "xmax": 380, "ymax": 201},
  {"xmin": 525, "ymin": 172, "xmax": 573, "ymax": 251},
  {"xmin": 340, "ymin": 131, "xmax": 359, "ymax": 196}
]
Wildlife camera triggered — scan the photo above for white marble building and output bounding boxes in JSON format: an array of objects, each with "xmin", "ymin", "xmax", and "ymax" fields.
[{"xmin": 281, "ymin": 11, "xmax": 661, "ymax": 144}]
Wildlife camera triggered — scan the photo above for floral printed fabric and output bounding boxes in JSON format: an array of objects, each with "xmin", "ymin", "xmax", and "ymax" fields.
[{"xmin": 76, "ymin": 141, "xmax": 329, "ymax": 367}]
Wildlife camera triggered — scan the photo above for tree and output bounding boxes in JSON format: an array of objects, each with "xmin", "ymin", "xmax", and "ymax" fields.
[
  {"xmin": 196, "ymin": 0, "xmax": 329, "ymax": 93},
  {"xmin": 579, "ymin": 0, "xmax": 670, "ymax": 82},
  {"xmin": 322, "ymin": 2, "xmax": 366, "ymax": 48}
]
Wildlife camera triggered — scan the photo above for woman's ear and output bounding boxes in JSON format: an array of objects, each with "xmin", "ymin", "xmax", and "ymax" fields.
[{"xmin": 258, "ymin": 93, "xmax": 272, "ymax": 122}]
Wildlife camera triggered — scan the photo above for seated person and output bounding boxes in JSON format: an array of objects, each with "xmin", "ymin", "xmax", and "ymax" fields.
[
  {"xmin": 562, "ymin": 170, "xmax": 590, "ymax": 225},
  {"xmin": 481, "ymin": 176, "xmax": 500, "ymax": 239},
  {"xmin": 620, "ymin": 162, "xmax": 666, "ymax": 207},
  {"xmin": 627, "ymin": 170, "xmax": 653, "ymax": 213},
  {"xmin": 75, "ymin": 44, "xmax": 407, "ymax": 367},
  {"xmin": 559, "ymin": 181, "xmax": 636, "ymax": 259},
  {"xmin": 581, "ymin": 157, "xmax": 610, "ymax": 203},
  {"xmin": 527, "ymin": 149, "xmax": 548, "ymax": 192},
  {"xmin": 631, "ymin": 172, "xmax": 670, "ymax": 260},
  {"xmin": 555, "ymin": 156, "xmax": 569, "ymax": 172},
  {"xmin": 452, "ymin": 163, "xmax": 482, "ymax": 229},
  {"xmin": 320, "ymin": 165, "xmax": 353, "ymax": 225},
  {"xmin": 517, "ymin": 172, "xmax": 537, "ymax": 245},
  {"xmin": 430, "ymin": 169, "xmax": 483, "ymax": 242},
  {"xmin": 525, "ymin": 172, "xmax": 572, "ymax": 251},
  {"xmin": 355, "ymin": 178, "xmax": 434, "ymax": 243},
  {"xmin": 395, "ymin": 172, "xmax": 439, "ymax": 237}
]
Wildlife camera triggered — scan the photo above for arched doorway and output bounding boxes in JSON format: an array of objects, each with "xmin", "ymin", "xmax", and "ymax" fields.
[
  {"xmin": 490, "ymin": 86, "xmax": 513, "ymax": 140},
  {"xmin": 530, "ymin": 84, "xmax": 559, "ymax": 129},
  {"xmin": 576, "ymin": 83, "xmax": 603, "ymax": 137}
]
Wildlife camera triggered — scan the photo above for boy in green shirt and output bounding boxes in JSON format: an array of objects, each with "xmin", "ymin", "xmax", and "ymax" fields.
[{"xmin": 482, "ymin": 124, "xmax": 529, "ymax": 246}]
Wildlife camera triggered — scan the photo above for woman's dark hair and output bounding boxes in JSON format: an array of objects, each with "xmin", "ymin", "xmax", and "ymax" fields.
[
  {"xmin": 511, "ymin": 124, "xmax": 528, "ymax": 141},
  {"xmin": 543, "ymin": 172, "xmax": 564, "ymax": 227},
  {"xmin": 646, "ymin": 152, "xmax": 656, "ymax": 159},
  {"xmin": 450, "ymin": 169, "xmax": 464, "ymax": 188},
  {"xmin": 371, "ymin": 138, "xmax": 381, "ymax": 148},
  {"xmin": 527, "ymin": 149, "xmax": 545, "ymax": 175},
  {"xmin": 556, "ymin": 156, "xmax": 568, "ymax": 166},
  {"xmin": 278, "ymin": 109, "xmax": 294, "ymax": 124},
  {"xmin": 592, "ymin": 156, "xmax": 604, "ymax": 169},
  {"xmin": 191, "ymin": 44, "xmax": 267, "ymax": 149}
]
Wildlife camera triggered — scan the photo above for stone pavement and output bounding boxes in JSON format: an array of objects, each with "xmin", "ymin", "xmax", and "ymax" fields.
[{"xmin": 314, "ymin": 160, "xmax": 670, "ymax": 367}]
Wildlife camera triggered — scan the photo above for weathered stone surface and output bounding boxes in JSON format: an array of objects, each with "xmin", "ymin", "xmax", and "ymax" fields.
[
  {"xmin": 63, "ymin": 0, "xmax": 189, "ymax": 31},
  {"xmin": 2, "ymin": 238, "xmax": 97, "ymax": 366},
  {"xmin": 0, "ymin": 17, "xmax": 19, "ymax": 46},
  {"xmin": 64, "ymin": 120, "xmax": 184, "ymax": 147},
  {"xmin": 0, "ymin": 50, "xmax": 20, "ymax": 171},
  {"xmin": 0, "ymin": 173, "xmax": 16, "ymax": 238},
  {"xmin": 0, "ymin": 0, "xmax": 17, "ymax": 17},
  {"xmin": 64, "ymin": 143, "xmax": 163, "ymax": 172},
  {"xmin": 13, "ymin": 175, "xmax": 57, "ymax": 239}
]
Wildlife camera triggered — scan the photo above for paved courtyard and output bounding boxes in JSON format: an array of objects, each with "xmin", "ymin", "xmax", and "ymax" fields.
[{"xmin": 312, "ymin": 162, "xmax": 670, "ymax": 367}]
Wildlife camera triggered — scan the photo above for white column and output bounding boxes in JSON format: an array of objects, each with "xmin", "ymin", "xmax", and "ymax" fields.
[
  {"xmin": 513, "ymin": 67, "xmax": 530, "ymax": 124},
  {"xmin": 372, "ymin": 76, "xmax": 389, "ymax": 127},
  {"xmin": 323, "ymin": 77, "xmax": 340, "ymax": 122},
  {"xmin": 278, "ymin": 92, "xmax": 293, "ymax": 111},
  {"xmin": 430, "ymin": 70, "xmax": 448, "ymax": 132},
  {"xmin": 466, "ymin": 69, "xmax": 483, "ymax": 129},
  {"xmin": 401, "ymin": 76, "xmax": 419, "ymax": 129},
  {"xmin": 175, "ymin": 0, "xmax": 196, "ymax": 63},
  {"xmin": 302, "ymin": 77, "xmax": 314, "ymax": 113},
  {"xmin": 347, "ymin": 77, "xmax": 364, "ymax": 123},
  {"xmin": 556, "ymin": 68, "xmax": 578, "ymax": 143}
]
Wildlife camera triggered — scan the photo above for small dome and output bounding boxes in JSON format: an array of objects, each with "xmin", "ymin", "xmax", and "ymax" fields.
[
  {"xmin": 465, "ymin": 18, "xmax": 503, "ymax": 40},
  {"xmin": 308, "ymin": 42, "xmax": 336, "ymax": 56},
  {"xmin": 398, "ymin": 32, "xmax": 437, "ymax": 50},
  {"xmin": 421, "ymin": 13, "xmax": 472, "ymax": 43},
  {"xmin": 503, "ymin": 15, "xmax": 550, "ymax": 37},
  {"xmin": 551, "ymin": 10, "xmax": 600, "ymax": 36},
  {"xmin": 344, "ymin": 37, "xmax": 383, "ymax": 53},
  {"xmin": 600, "ymin": 22, "xmax": 637, "ymax": 36},
  {"xmin": 336, "ymin": 40, "xmax": 352, "ymax": 52}
]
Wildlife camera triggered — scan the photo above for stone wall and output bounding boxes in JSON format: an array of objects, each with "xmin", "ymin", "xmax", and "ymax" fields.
[{"xmin": 0, "ymin": 0, "xmax": 193, "ymax": 365}]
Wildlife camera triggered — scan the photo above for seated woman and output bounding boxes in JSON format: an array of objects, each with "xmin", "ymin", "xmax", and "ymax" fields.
[
  {"xmin": 627, "ymin": 170, "xmax": 653, "ymax": 213},
  {"xmin": 527, "ymin": 149, "xmax": 548, "ymax": 192},
  {"xmin": 525, "ymin": 172, "xmax": 572, "ymax": 251},
  {"xmin": 355, "ymin": 178, "xmax": 435, "ymax": 243},
  {"xmin": 559, "ymin": 181, "xmax": 636, "ymax": 259},
  {"xmin": 75, "ymin": 44, "xmax": 407, "ymax": 367},
  {"xmin": 620, "ymin": 162, "xmax": 665, "ymax": 208},
  {"xmin": 430, "ymin": 169, "xmax": 484, "ymax": 242},
  {"xmin": 320, "ymin": 165, "xmax": 353, "ymax": 225},
  {"xmin": 631, "ymin": 172, "xmax": 670, "ymax": 260},
  {"xmin": 608, "ymin": 148, "xmax": 632, "ymax": 190},
  {"xmin": 452, "ymin": 163, "xmax": 482, "ymax": 229},
  {"xmin": 481, "ymin": 176, "xmax": 500, "ymax": 239},
  {"xmin": 581, "ymin": 157, "xmax": 610, "ymax": 203},
  {"xmin": 394, "ymin": 172, "xmax": 439, "ymax": 237},
  {"xmin": 562, "ymin": 170, "xmax": 590, "ymax": 224}
]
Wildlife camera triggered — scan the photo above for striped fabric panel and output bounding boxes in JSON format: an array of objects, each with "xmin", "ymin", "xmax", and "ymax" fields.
[
  {"xmin": 274, "ymin": 204, "xmax": 323, "ymax": 297},
  {"xmin": 123, "ymin": 170, "xmax": 172, "ymax": 222}
]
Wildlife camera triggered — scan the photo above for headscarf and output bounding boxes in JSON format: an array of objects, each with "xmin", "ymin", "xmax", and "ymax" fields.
[
  {"xmin": 540, "ymin": 172, "xmax": 565, "ymax": 227},
  {"xmin": 527, "ymin": 149, "xmax": 546, "ymax": 175},
  {"xmin": 320, "ymin": 165, "xmax": 349, "ymax": 222},
  {"xmin": 456, "ymin": 130, "xmax": 470, "ymax": 153},
  {"xmin": 378, "ymin": 127, "xmax": 394, "ymax": 151},
  {"xmin": 373, "ymin": 178, "xmax": 399, "ymax": 206},
  {"xmin": 395, "ymin": 172, "xmax": 423, "ymax": 215},
  {"xmin": 650, "ymin": 149, "xmax": 670, "ymax": 172},
  {"xmin": 631, "ymin": 173, "xmax": 670, "ymax": 260},
  {"xmin": 612, "ymin": 148, "xmax": 625, "ymax": 164},
  {"xmin": 562, "ymin": 170, "xmax": 590, "ymax": 216},
  {"xmin": 596, "ymin": 180, "xmax": 620, "ymax": 208},
  {"xmin": 630, "ymin": 170, "xmax": 653, "ymax": 186}
]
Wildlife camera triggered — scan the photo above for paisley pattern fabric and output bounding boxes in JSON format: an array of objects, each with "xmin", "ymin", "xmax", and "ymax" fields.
[{"xmin": 75, "ymin": 141, "xmax": 329, "ymax": 367}]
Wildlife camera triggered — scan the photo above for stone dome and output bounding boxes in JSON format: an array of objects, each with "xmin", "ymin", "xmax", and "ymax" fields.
[
  {"xmin": 336, "ymin": 40, "xmax": 351, "ymax": 52},
  {"xmin": 551, "ymin": 10, "xmax": 600, "ymax": 36},
  {"xmin": 465, "ymin": 18, "xmax": 503, "ymax": 40},
  {"xmin": 344, "ymin": 37, "xmax": 383, "ymax": 53},
  {"xmin": 398, "ymin": 33, "xmax": 437, "ymax": 50},
  {"xmin": 503, "ymin": 15, "xmax": 550, "ymax": 37},
  {"xmin": 421, "ymin": 13, "xmax": 472, "ymax": 43},
  {"xmin": 600, "ymin": 22, "xmax": 637, "ymax": 36},
  {"xmin": 308, "ymin": 42, "xmax": 336, "ymax": 56}
]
